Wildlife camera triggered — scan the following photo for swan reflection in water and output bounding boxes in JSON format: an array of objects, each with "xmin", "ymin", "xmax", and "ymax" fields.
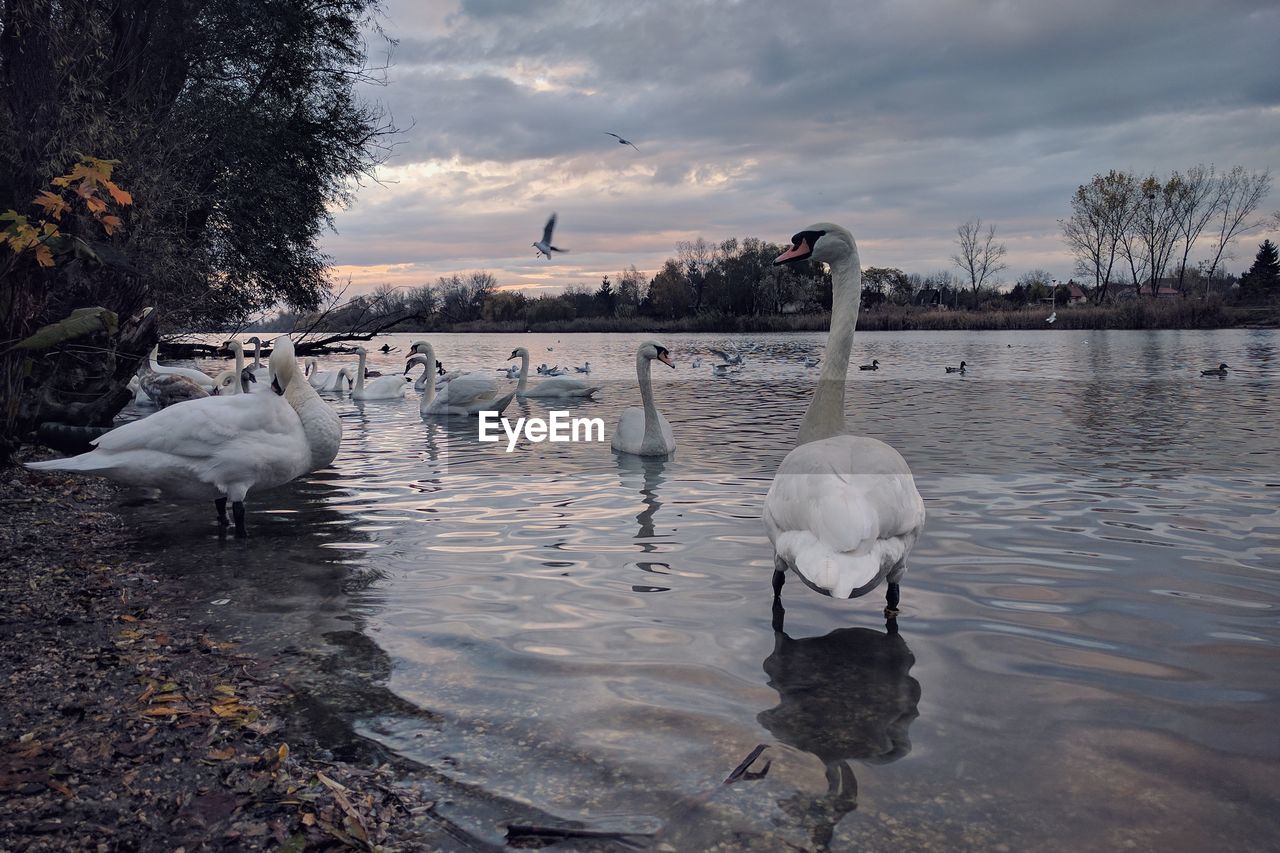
[{"xmin": 758, "ymin": 602, "xmax": 921, "ymax": 848}]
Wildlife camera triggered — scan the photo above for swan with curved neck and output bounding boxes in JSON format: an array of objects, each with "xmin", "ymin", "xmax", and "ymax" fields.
[
  {"xmin": 765, "ymin": 223, "xmax": 925, "ymax": 615},
  {"xmin": 27, "ymin": 336, "xmax": 341, "ymax": 536},
  {"xmin": 148, "ymin": 346, "xmax": 217, "ymax": 389},
  {"xmin": 222, "ymin": 339, "xmax": 261, "ymax": 393},
  {"xmin": 507, "ymin": 347, "xmax": 599, "ymax": 398},
  {"xmin": 611, "ymin": 341, "xmax": 676, "ymax": 456},
  {"xmin": 407, "ymin": 343, "xmax": 515, "ymax": 416},
  {"xmin": 351, "ymin": 346, "xmax": 407, "ymax": 400}
]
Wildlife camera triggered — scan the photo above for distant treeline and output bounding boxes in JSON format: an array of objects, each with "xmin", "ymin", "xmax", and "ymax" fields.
[{"xmin": 261, "ymin": 233, "xmax": 1280, "ymax": 336}]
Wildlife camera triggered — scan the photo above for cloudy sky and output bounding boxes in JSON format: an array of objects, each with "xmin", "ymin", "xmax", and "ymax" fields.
[{"xmin": 322, "ymin": 0, "xmax": 1280, "ymax": 295}]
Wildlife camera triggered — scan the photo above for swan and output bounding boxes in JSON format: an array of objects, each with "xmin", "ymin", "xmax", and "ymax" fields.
[
  {"xmin": 944, "ymin": 361, "xmax": 966, "ymax": 374},
  {"xmin": 407, "ymin": 346, "xmax": 515, "ymax": 417},
  {"xmin": 210, "ymin": 368, "xmax": 255, "ymax": 395},
  {"xmin": 138, "ymin": 366, "xmax": 209, "ymax": 409},
  {"xmin": 127, "ymin": 375, "xmax": 155, "ymax": 406},
  {"xmin": 765, "ymin": 224, "xmax": 925, "ymax": 617},
  {"xmin": 147, "ymin": 346, "xmax": 217, "ymax": 390},
  {"xmin": 1201, "ymin": 362, "xmax": 1230, "ymax": 376},
  {"xmin": 222, "ymin": 339, "xmax": 267, "ymax": 393},
  {"xmin": 350, "ymin": 346, "xmax": 407, "ymax": 400},
  {"xmin": 611, "ymin": 341, "xmax": 675, "ymax": 456},
  {"xmin": 508, "ymin": 347, "xmax": 599, "ymax": 398},
  {"xmin": 859, "ymin": 359, "xmax": 880, "ymax": 371},
  {"xmin": 26, "ymin": 337, "xmax": 341, "ymax": 536},
  {"xmin": 242, "ymin": 336, "xmax": 272, "ymax": 383}
]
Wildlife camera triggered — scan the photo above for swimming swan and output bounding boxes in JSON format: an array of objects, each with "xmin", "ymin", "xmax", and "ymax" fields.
[
  {"xmin": 508, "ymin": 347, "xmax": 600, "ymax": 398},
  {"xmin": 765, "ymin": 223, "xmax": 925, "ymax": 616},
  {"xmin": 148, "ymin": 346, "xmax": 216, "ymax": 390},
  {"xmin": 26, "ymin": 337, "xmax": 341, "ymax": 536},
  {"xmin": 351, "ymin": 346, "xmax": 408, "ymax": 400},
  {"xmin": 407, "ymin": 346, "xmax": 516, "ymax": 417},
  {"xmin": 611, "ymin": 341, "xmax": 676, "ymax": 456}
]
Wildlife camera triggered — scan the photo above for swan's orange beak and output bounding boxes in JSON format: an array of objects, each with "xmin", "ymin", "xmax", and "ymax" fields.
[
  {"xmin": 658, "ymin": 352, "xmax": 674, "ymax": 368},
  {"xmin": 774, "ymin": 238, "xmax": 811, "ymax": 265}
]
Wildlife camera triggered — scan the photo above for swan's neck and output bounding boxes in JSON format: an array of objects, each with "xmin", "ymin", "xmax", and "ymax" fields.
[
  {"xmin": 355, "ymin": 350, "xmax": 367, "ymax": 390},
  {"xmin": 798, "ymin": 255, "xmax": 861, "ymax": 446},
  {"xmin": 417, "ymin": 351, "xmax": 436, "ymax": 406},
  {"xmin": 517, "ymin": 353, "xmax": 530, "ymax": 392},
  {"xmin": 251, "ymin": 340, "xmax": 263, "ymax": 369},
  {"xmin": 232, "ymin": 347, "xmax": 245, "ymax": 391},
  {"xmin": 637, "ymin": 353, "xmax": 663, "ymax": 449}
]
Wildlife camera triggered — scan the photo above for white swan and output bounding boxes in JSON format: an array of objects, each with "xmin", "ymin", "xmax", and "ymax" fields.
[
  {"xmin": 26, "ymin": 337, "xmax": 341, "ymax": 536},
  {"xmin": 611, "ymin": 341, "xmax": 676, "ymax": 456},
  {"xmin": 765, "ymin": 224, "xmax": 925, "ymax": 616},
  {"xmin": 306, "ymin": 358, "xmax": 352, "ymax": 392},
  {"xmin": 210, "ymin": 368, "xmax": 251, "ymax": 395},
  {"xmin": 350, "ymin": 346, "xmax": 407, "ymax": 400},
  {"xmin": 148, "ymin": 346, "xmax": 217, "ymax": 390},
  {"xmin": 508, "ymin": 347, "xmax": 599, "ymax": 398},
  {"xmin": 407, "ymin": 347, "xmax": 516, "ymax": 417},
  {"xmin": 222, "ymin": 339, "xmax": 265, "ymax": 393}
]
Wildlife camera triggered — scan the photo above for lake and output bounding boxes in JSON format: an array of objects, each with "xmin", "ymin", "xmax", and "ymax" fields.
[{"xmin": 120, "ymin": 328, "xmax": 1280, "ymax": 849}]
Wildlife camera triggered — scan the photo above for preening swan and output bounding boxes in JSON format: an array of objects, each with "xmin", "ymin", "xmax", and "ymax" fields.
[
  {"xmin": 26, "ymin": 337, "xmax": 341, "ymax": 536},
  {"xmin": 765, "ymin": 223, "xmax": 925, "ymax": 616},
  {"xmin": 351, "ymin": 346, "xmax": 407, "ymax": 400},
  {"xmin": 611, "ymin": 341, "xmax": 676, "ymax": 456},
  {"xmin": 407, "ymin": 345, "xmax": 516, "ymax": 417},
  {"xmin": 508, "ymin": 347, "xmax": 599, "ymax": 398}
]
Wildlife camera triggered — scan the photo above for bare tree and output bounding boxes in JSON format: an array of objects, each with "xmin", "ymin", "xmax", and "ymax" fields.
[
  {"xmin": 1200, "ymin": 166, "xmax": 1272, "ymax": 298},
  {"xmin": 1133, "ymin": 175, "xmax": 1180, "ymax": 296},
  {"xmin": 1169, "ymin": 164, "xmax": 1221, "ymax": 295},
  {"xmin": 1061, "ymin": 170, "xmax": 1139, "ymax": 303},
  {"xmin": 676, "ymin": 237, "xmax": 714, "ymax": 310},
  {"xmin": 951, "ymin": 219, "xmax": 1008, "ymax": 293}
]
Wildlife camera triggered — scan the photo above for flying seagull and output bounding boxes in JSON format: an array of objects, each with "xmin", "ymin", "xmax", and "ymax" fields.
[
  {"xmin": 604, "ymin": 132, "xmax": 639, "ymax": 152},
  {"xmin": 533, "ymin": 213, "xmax": 568, "ymax": 259}
]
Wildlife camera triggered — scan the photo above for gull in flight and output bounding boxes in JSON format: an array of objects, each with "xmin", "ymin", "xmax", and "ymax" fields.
[
  {"xmin": 604, "ymin": 132, "xmax": 639, "ymax": 152},
  {"xmin": 533, "ymin": 213, "xmax": 568, "ymax": 259}
]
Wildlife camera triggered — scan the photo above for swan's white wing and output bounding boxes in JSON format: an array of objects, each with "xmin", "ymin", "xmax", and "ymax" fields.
[
  {"xmin": 525, "ymin": 375, "xmax": 599, "ymax": 397},
  {"xmin": 440, "ymin": 372, "xmax": 498, "ymax": 410},
  {"xmin": 765, "ymin": 435, "xmax": 924, "ymax": 599},
  {"xmin": 611, "ymin": 406, "xmax": 646, "ymax": 453}
]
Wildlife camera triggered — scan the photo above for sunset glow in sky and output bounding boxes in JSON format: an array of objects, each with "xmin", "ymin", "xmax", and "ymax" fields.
[{"xmin": 321, "ymin": 0, "xmax": 1280, "ymax": 295}]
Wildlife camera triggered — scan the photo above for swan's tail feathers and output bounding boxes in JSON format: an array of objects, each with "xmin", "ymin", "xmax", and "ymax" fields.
[
  {"xmin": 36, "ymin": 422, "xmax": 112, "ymax": 456},
  {"xmin": 25, "ymin": 451, "xmax": 112, "ymax": 474},
  {"xmin": 774, "ymin": 531, "xmax": 907, "ymax": 600},
  {"xmin": 491, "ymin": 390, "xmax": 517, "ymax": 416}
]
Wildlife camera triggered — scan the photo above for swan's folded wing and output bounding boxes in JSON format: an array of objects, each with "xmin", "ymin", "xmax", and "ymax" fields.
[
  {"xmin": 93, "ymin": 395, "xmax": 295, "ymax": 458},
  {"xmin": 441, "ymin": 372, "xmax": 498, "ymax": 409}
]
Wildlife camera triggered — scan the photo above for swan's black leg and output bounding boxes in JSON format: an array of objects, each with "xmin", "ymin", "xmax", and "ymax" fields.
[
  {"xmin": 772, "ymin": 559, "xmax": 787, "ymax": 599},
  {"xmin": 232, "ymin": 501, "xmax": 247, "ymax": 538},
  {"xmin": 215, "ymin": 497, "xmax": 229, "ymax": 527},
  {"xmin": 884, "ymin": 582, "xmax": 900, "ymax": 618}
]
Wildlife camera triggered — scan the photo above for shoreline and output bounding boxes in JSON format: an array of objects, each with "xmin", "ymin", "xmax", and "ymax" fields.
[{"xmin": 0, "ymin": 460, "xmax": 526, "ymax": 850}]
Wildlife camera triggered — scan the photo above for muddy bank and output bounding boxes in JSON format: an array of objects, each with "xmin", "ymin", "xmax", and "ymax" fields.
[{"xmin": 0, "ymin": 462, "xmax": 562, "ymax": 851}]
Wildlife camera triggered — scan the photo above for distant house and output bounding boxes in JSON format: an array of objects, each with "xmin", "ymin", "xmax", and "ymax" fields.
[
  {"xmin": 1066, "ymin": 283, "xmax": 1087, "ymax": 305},
  {"xmin": 1154, "ymin": 286, "xmax": 1181, "ymax": 299},
  {"xmin": 914, "ymin": 288, "xmax": 942, "ymax": 307}
]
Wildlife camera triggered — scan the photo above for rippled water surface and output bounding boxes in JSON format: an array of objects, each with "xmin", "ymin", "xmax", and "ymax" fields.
[{"xmin": 122, "ymin": 329, "xmax": 1280, "ymax": 849}]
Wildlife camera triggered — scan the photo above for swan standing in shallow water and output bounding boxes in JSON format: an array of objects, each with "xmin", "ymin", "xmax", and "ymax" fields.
[
  {"xmin": 351, "ymin": 346, "xmax": 407, "ymax": 400},
  {"xmin": 765, "ymin": 224, "xmax": 925, "ymax": 616},
  {"xmin": 407, "ymin": 345, "xmax": 516, "ymax": 417},
  {"xmin": 26, "ymin": 337, "xmax": 341, "ymax": 536},
  {"xmin": 612, "ymin": 341, "xmax": 676, "ymax": 456},
  {"xmin": 508, "ymin": 347, "xmax": 599, "ymax": 398}
]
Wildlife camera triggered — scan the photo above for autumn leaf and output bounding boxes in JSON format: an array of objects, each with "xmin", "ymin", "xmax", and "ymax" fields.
[
  {"xmin": 100, "ymin": 214, "xmax": 123, "ymax": 236},
  {"xmin": 34, "ymin": 190, "xmax": 68, "ymax": 219},
  {"xmin": 34, "ymin": 245, "xmax": 55, "ymax": 267},
  {"xmin": 84, "ymin": 195, "xmax": 108, "ymax": 215},
  {"xmin": 102, "ymin": 179, "xmax": 133, "ymax": 206}
]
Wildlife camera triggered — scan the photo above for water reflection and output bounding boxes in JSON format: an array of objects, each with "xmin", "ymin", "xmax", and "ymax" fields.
[{"xmin": 758, "ymin": 602, "xmax": 920, "ymax": 848}]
